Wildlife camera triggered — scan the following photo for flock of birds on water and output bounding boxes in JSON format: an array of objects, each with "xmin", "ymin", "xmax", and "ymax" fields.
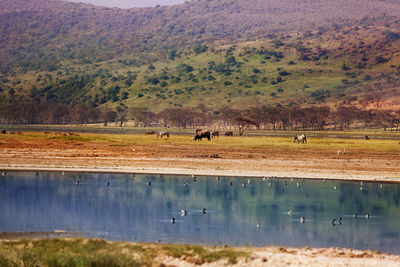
[
  {"xmin": 63, "ymin": 172, "xmax": 382, "ymax": 227},
  {"xmin": 0, "ymin": 170, "xmax": 382, "ymax": 227}
]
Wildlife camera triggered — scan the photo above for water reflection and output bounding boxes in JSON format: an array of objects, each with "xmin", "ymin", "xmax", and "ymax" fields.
[{"xmin": 0, "ymin": 172, "xmax": 399, "ymax": 253}]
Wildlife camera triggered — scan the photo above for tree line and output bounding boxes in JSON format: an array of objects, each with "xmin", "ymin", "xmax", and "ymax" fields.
[{"xmin": 0, "ymin": 102, "xmax": 399, "ymax": 132}]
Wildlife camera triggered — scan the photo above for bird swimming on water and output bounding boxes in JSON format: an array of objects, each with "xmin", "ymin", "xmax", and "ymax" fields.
[
  {"xmin": 171, "ymin": 218, "xmax": 175, "ymax": 224},
  {"xmin": 202, "ymin": 208, "xmax": 206, "ymax": 214},
  {"xmin": 300, "ymin": 217, "xmax": 305, "ymax": 223},
  {"xmin": 365, "ymin": 213, "xmax": 370, "ymax": 219},
  {"xmin": 147, "ymin": 181, "xmax": 152, "ymax": 186},
  {"xmin": 288, "ymin": 210, "xmax": 293, "ymax": 216},
  {"xmin": 181, "ymin": 209, "xmax": 187, "ymax": 216}
]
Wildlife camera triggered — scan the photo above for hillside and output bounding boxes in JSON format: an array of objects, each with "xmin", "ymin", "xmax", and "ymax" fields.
[{"xmin": 0, "ymin": 0, "xmax": 400, "ymax": 115}]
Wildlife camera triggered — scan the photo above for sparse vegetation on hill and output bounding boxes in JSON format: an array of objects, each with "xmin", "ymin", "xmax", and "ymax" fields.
[{"xmin": 0, "ymin": 0, "xmax": 400, "ymax": 119}]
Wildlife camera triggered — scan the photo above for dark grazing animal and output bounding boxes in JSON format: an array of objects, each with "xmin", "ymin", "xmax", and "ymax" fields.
[
  {"xmin": 293, "ymin": 134, "xmax": 307, "ymax": 144},
  {"xmin": 146, "ymin": 130, "xmax": 156, "ymax": 135},
  {"xmin": 212, "ymin": 131, "xmax": 219, "ymax": 139},
  {"xmin": 224, "ymin": 131, "xmax": 233, "ymax": 136},
  {"xmin": 193, "ymin": 130, "xmax": 211, "ymax": 141}
]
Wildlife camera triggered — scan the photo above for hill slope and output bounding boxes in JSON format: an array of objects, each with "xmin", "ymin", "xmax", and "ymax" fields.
[{"xmin": 0, "ymin": 0, "xmax": 400, "ymax": 112}]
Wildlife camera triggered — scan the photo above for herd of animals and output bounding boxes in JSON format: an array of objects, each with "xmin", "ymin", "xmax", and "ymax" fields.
[
  {"xmin": 149, "ymin": 129, "xmax": 309, "ymax": 143},
  {"xmin": 148, "ymin": 129, "xmax": 233, "ymax": 140}
]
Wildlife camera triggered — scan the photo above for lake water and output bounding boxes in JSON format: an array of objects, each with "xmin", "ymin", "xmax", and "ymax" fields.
[{"xmin": 1, "ymin": 171, "xmax": 399, "ymax": 254}]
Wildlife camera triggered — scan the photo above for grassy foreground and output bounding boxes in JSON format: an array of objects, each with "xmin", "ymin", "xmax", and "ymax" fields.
[{"xmin": 0, "ymin": 238, "xmax": 248, "ymax": 267}]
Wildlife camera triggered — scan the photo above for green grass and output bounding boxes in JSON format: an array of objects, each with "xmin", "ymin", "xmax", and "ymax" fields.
[
  {"xmin": 0, "ymin": 239, "xmax": 248, "ymax": 267},
  {"xmin": 1, "ymin": 130, "xmax": 398, "ymax": 154}
]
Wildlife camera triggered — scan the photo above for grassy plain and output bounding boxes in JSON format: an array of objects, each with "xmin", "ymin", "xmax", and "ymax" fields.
[
  {"xmin": 1, "ymin": 129, "xmax": 399, "ymax": 182},
  {"xmin": 1, "ymin": 130, "xmax": 398, "ymax": 151}
]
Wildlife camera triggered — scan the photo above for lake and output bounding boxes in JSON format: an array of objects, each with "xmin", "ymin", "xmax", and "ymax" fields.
[{"xmin": 0, "ymin": 171, "xmax": 399, "ymax": 254}]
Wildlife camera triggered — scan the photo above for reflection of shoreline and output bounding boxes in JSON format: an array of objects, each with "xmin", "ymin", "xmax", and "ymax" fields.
[
  {"xmin": 0, "ymin": 231, "xmax": 83, "ymax": 239},
  {"xmin": 1, "ymin": 166, "xmax": 400, "ymax": 184}
]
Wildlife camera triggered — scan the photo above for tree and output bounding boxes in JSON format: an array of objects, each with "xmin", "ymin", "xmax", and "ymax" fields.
[
  {"xmin": 236, "ymin": 117, "xmax": 259, "ymax": 135},
  {"xmin": 116, "ymin": 105, "xmax": 128, "ymax": 127},
  {"xmin": 168, "ymin": 48, "xmax": 177, "ymax": 60}
]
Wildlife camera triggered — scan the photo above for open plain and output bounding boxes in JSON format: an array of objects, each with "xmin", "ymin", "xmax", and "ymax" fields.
[{"xmin": 1, "ymin": 131, "xmax": 399, "ymax": 182}]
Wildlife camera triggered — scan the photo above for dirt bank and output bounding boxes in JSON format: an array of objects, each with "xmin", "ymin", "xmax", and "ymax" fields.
[{"xmin": 0, "ymin": 133, "xmax": 399, "ymax": 182}]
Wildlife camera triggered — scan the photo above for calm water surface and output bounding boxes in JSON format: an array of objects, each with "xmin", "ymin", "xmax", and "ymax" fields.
[{"xmin": 0, "ymin": 172, "xmax": 399, "ymax": 254}]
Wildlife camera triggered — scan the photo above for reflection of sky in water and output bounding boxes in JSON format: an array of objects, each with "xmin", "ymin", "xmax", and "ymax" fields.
[{"xmin": 0, "ymin": 172, "xmax": 399, "ymax": 253}]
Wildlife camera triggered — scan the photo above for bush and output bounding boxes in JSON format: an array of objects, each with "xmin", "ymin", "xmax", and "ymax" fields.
[
  {"xmin": 148, "ymin": 78, "xmax": 160, "ymax": 85},
  {"xmin": 341, "ymin": 64, "xmax": 350, "ymax": 71}
]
